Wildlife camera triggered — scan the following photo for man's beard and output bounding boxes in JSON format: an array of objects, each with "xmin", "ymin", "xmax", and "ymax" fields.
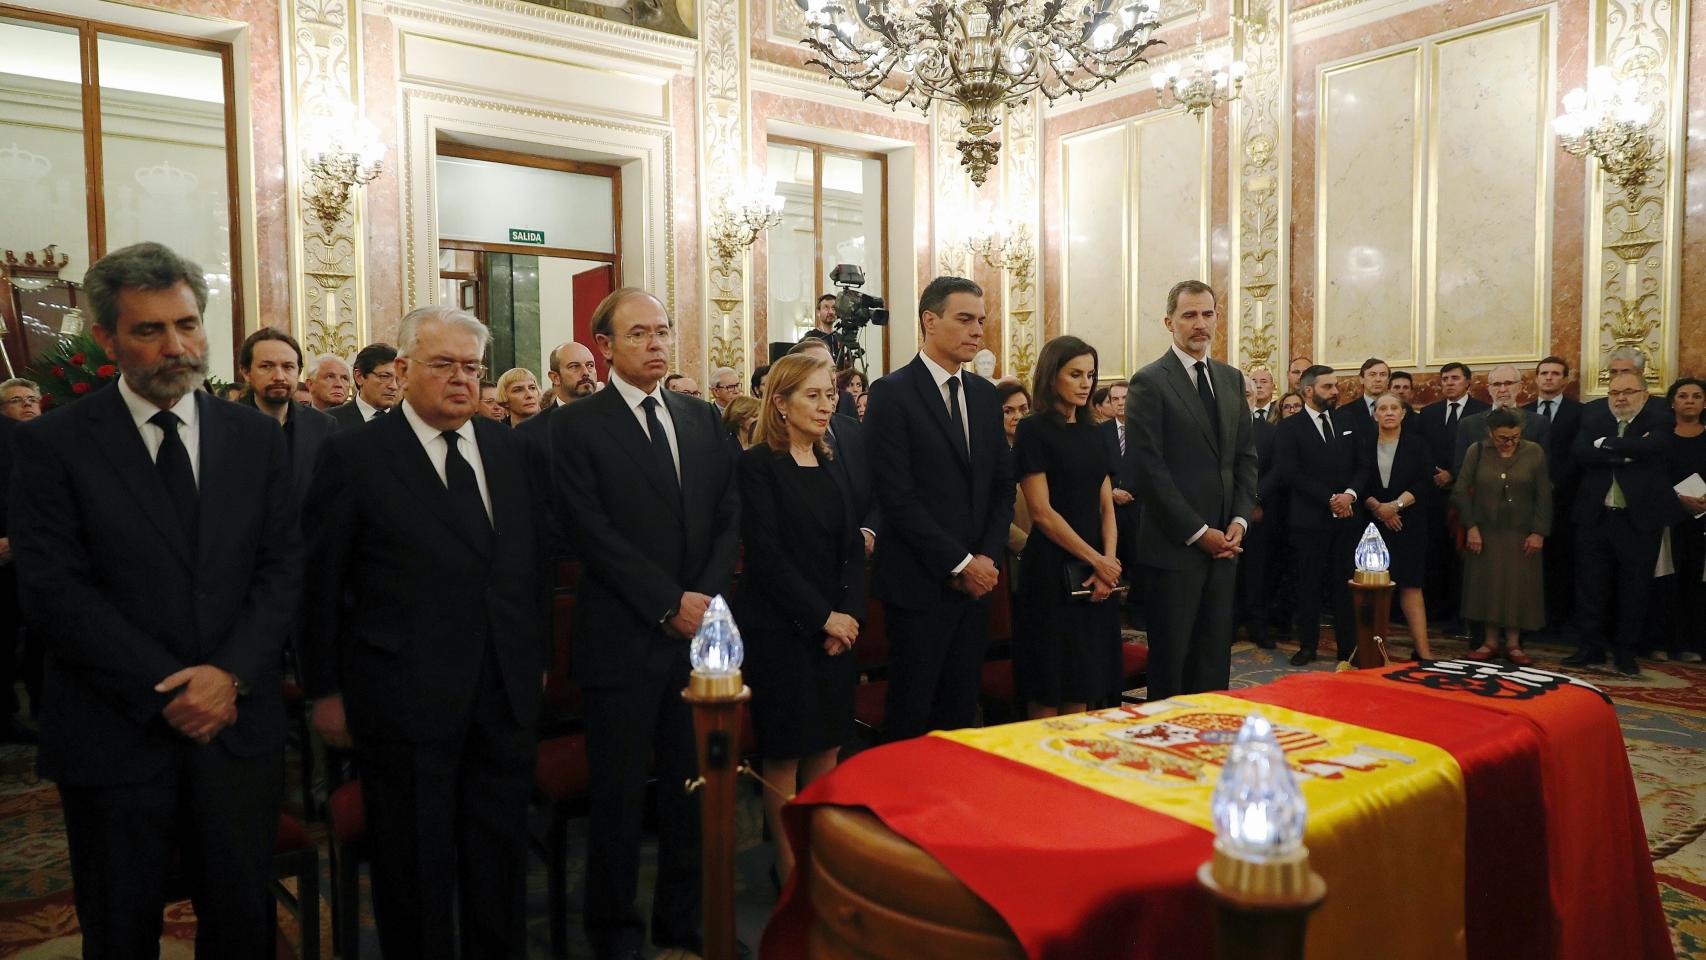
[
  {"xmin": 258, "ymin": 383, "xmax": 293, "ymax": 407},
  {"xmin": 570, "ymin": 377, "xmax": 595, "ymax": 397},
  {"xmin": 125, "ymin": 352, "xmax": 208, "ymax": 405}
]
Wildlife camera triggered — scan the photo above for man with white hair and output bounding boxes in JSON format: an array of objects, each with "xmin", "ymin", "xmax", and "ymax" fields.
[
  {"xmin": 1452, "ymin": 363, "xmax": 1551, "ymax": 468},
  {"xmin": 302, "ymin": 304, "xmax": 549, "ymax": 958},
  {"xmin": 708, "ymin": 365, "xmax": 740, "ymax": 411},
  {"xmin": 1590, "ymin": 347, "xmax": 1672, "ymax": 423},
  {"xmin": 305, "ymin": 354, "xmax": 352, "ymax": 412}
]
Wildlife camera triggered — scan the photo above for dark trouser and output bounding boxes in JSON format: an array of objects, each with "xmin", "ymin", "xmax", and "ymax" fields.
[
  {"xmin": 582, "ymin": 635, "xmax": 701, "ymax": 959},
  {"xmin": 1542, "ymin": 493, "xmax": 1577, "ymax": 634},
  {"xmin": 1424, "ymin": 491, "xmax": 1461, "ymax": 622},
  {"xmin": 0, "ymin": 566, "xmax": 36, "ymax": 719},
  {"xmin": 1143, "ymin": 553, "xmax": 1238, "ymax": 700},
  {"xmin": 1574, "ymin": 508, "xmax": 1663, "ymax": 657},
  {"xmin": 355, "ymin": 643, "xmax": 536, "ymax": 960},
  {"xmin": 59, "ymin": 743, "xmax": 283, "ymax": 959},
  {"xmin": 1114, "ymin": 502, "xmax": 1144, "ymax": 628},
  {"xmin": 882, "ymin": 595, "xmax": 991, "ymax": 741},
  {"xmin": 1292, "ymin": 521, "xmax": 1359, "ymax": 660},
  {"xmin": 1236, "ymin": 518, "xmax": 1274, "ymax": 644}
]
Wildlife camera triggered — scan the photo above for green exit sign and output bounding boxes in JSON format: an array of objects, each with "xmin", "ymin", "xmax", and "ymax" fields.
[{"xmin": 509, "ymin": 228, "xmax": 545, "ymax": 245}]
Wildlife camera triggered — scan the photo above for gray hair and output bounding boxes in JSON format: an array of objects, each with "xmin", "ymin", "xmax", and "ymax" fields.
[
  {"xmin": 1606, "ymin": 346, "xmax": 1645, "ymax": 371},
  {"xmin": 0, "ymin": 377, "xmax": 39, "ymax": 394},
  {"xmin": 397, "ymin": 305, "xmax": 490, "ymax": 358},
  {"xmin": 308, "ymin": 353, "xmax": 349, "ymax": 377},
  {"xmin": 83, "ymin": 242, "xmax": 209, "ymax": 331},
  {"xmin": 711, "ymin": 365, "xmax": 738, "ymax": 386}
]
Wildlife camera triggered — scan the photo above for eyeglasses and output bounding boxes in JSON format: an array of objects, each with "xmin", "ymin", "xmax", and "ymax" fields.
[
  {"xmin": 2, "ymin": 395, "xmax": 40, "ymax": 407},
  {"xmin": 613, "ymin": 327, "xmax": 674, "ymax": 347},
  {"xmin": 1487, "ymin": 380, "xmax": 1519, "ymax": 389},
  {"xmin": 1491, "ymin": 433, "xmax": 1521, "ymax": 445},
  {"xmin": 415, "ymin": 359, "xmax": 487, "ymax": 379},
  {"xmin": 1607, "ymin": 388, "xmax": 1645, "ymax": 399},
  {"xmin": 364, "ymin": 370, "xmax": 398, "ymax": 383}
]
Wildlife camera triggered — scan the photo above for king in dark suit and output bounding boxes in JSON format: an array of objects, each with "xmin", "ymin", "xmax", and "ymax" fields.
[
  {"xmin": 864, "ymin": 276, "xmax": 1014, "ymax": 740},
  {"xmin": 1124, "ymin": 280, "xmax": 1258, "ymax": 698},
  {"xmin": 11, "ymin": 243, "xmax": 303, "ymax": 956},
  {"xmin": 302, "ymin": 306, "xmax": 551, "ymax": 958},
  {"xmin": 551, "ymin": 288, "xmax": 740, "ymax": 959},
  {"xmin": 1273, "ymin": 365, "xmax": 1370, "ymax": 665}
]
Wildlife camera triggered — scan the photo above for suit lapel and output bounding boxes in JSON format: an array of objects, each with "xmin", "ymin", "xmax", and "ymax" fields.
[
  {"xmin": 909, "ymin": 356, "xmax": 971, "ymax": 473},
  {"xmin": 598, "ymin": 387, "xmax": 685, "ymax": 518},
  {"xmin": 376, "ymin": 411, "xmax": 488, "ymax": 555},
  {"xmin": 193, "ymin": 394, "xmax": 235, "ymax": 566},
  {"xmin": 661, "ymin": 390, "xmax": 697, "ymax": 521},
  {"xmin": 477, "ymin": 419, "xmax": 521, "ymax": 547},
  {"xmin": 1161, "ymin": 352, "xmax": 1218, "ymax": 449},
  {"xmin": 89, "ymin": 385, "xmax": 192, "ymax": 567}
]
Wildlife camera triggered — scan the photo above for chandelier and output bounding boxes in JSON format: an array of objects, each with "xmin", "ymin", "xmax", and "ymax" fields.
[
  {"xmin": 802, "ymin": 0, "xmax": 1165, "ymax": 185},
  {"xmin": 1152, "ymin": 25, "xmax": 1244, "ymax": 118},
  {"xmin": 300, "ymin": 102, "xmax": 385, "ymax": 237},
  {"xmin": 946, "ymin": 204, "xmax": 1035, "ymax": 275},
  {"xmin": 708, "ymin": 173, "xmax": 787, "ymax": 267},
  {"xmin": 1554, "ymin": 65, "xmax": 1660, "ymax": 200}
]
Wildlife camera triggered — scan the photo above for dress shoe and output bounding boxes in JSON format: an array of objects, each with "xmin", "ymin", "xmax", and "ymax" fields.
[
  {"xmin": 1615, "ymin": 653, "xmax": 1641, "ymax": 678},
  {"xmin": 1560, "ymin": 649, "xmax": 1605, "ymax": 668},
  {"xmin": 1289, "ymin": 649, "xmax": 1317, "ymax": 667}
]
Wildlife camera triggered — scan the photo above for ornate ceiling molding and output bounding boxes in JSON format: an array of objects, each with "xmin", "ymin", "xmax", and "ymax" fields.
[{"xmin": 374, "ymin": 0, "xmax": 698, "ymax": 68}]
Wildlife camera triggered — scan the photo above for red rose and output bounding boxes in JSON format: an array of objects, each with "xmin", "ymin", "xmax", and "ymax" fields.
[
  {"xmin": 51, "ymin": 366, "xmax": 65, "ymax": 377},
  {"xmin": 69, "ymin": 352, "xmax": 86, "ymax": 365},
  {"xmin": 40, "ymin": 394, "xmax": 53, "ymax": 406},
  {"xmin": 97, "ymin": 364, "xmax": 116, "ymax": 378},
  {"xmin": 71, "ymin": 382, "xmax": 90, "ymax": 395}
]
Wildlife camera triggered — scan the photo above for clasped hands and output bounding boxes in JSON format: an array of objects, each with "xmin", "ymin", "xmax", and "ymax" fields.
[
  {"xmin": 155, "ymin": 664, "xmax": 239, "ymax": 745},
  {"xmin": 952, "ymin": 555, "xmax": 1001, "ymax": 598},
  {"xmin": 1196, "ymin": 523, "xmax": 1245, "ymax": 560},
  {"xmin": 823, "ymin": 611, "xmax": 858, "ymax": 655},
  {"xmin": 1080, "ymin": 553, "xmax": 1122, "ymax": 603},
  {"xmin": 1366, "ymin": 497, "xmax": 1403, "ymax": 531}
]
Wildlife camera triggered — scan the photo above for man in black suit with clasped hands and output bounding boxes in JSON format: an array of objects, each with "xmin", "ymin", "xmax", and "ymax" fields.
[
  {"xmin": 552, "ymin": 288, "xmax": 740, "ymax": 960},
  {"xmin": 302, "ymin": 305, "xmax": 550, "ymax": 958},
  {"xmin": 1125, "ymin": 280, "xmax": 1258, "ymax": 699},
  {"xmin": 10, "ymin": 242, "xmax": 302, "ymax": 956},
  {"xmin": 864, "ymin": 276, "xmax": 1014, "ymax": 740}
]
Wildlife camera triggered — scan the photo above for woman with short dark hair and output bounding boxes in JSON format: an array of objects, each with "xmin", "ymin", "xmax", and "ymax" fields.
[{"xmin": 1455, "ymin": 406, "xmax": 1552, "ymax": 665}]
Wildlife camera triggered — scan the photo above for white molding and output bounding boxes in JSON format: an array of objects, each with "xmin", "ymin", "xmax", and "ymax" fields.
[
  {"xmin": 375, "ymin": 0, "xmax": 697, "ymax": 75},
  {"xmin": 749, "ymin": 60, "xmax": 927, "ymax": 122},
  {"xmin": 1292, "ymin": 0, "xmax": 1442, "ymax": 42}
]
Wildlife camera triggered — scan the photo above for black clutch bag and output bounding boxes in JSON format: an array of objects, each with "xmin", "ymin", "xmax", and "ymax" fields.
[{"xmin": 1064, "ymin": 560, "xmax": 1130, "ymax": 601}]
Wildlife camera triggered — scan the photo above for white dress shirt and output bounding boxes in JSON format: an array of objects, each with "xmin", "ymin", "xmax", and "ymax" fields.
[
  {"xmin": 608, "ymin": 371, "xmax": 681, "ymax": 480},
  {"xmin": 355, "ymin": 395, "xmax": 386, "ymax": 422},
  {"xmin": 1305, "ymin": 402, "xmax": 1357, "ymax": 501},
  {"xmin": 118, "ymin": 377, "xmax": 200, "ymax": 486},
  {"xmin": 398, "ymin": 400, "xmax": 493, "ymax": 522},
  {"xmin": 916, "ymin": 351, "xmax": 974, "ymax": 576},
  {"xmin": 1252, "ymin": 402, "xmax": 1274, "ymax": 421},
  {"xmin": 1166, "ymin": 345, "xmax": 1247, "ymax": 544},
  {"xmin": 1536, "ymin": 394, "xmax": 1562, "ymax": 422}
]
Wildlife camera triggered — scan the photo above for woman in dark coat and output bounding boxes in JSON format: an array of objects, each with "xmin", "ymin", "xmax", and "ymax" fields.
[
  {"xmin": 733, "ymin": 353, "xmax": 866, "ymax": 884},
  {"xmin": 1359, "ymin": 392, "xmax": 1434, "ymax": 658}
]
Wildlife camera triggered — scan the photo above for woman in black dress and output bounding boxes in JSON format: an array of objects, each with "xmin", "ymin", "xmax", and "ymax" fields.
[
  {"xmin": 734, "ymin": 354, "xmax": 866, "ymax": 882},
  {"xmin": 1659, "ymin": 378, "xmax": 1706, "ymax": 661},
  {"xmin": 1359, "ymin": 392, "xmax": 1434, "ymax": 658},
  {"xmin": 1013, "ymin": 336, "xmax": 1122, "ymax": 718}
]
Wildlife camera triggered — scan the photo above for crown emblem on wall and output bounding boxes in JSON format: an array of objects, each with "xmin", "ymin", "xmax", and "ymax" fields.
[{"xmin": 0, "ymin": 144, "xmax": 51, "ymax": 183}]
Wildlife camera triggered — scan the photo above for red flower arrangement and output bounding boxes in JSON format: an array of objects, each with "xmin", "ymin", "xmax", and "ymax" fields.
[
  {"xmin": 24, "ymin": 334, "xmax": 120, "ymax": 409},
  {"xmin": 97, "ymin": 364, "xmax": 116, "ymax": 378},
  {"xmin": 71, "ymin": 382, "xmax": 90, "ymax": 395},
  {"xmin": 70, "ymin": 352, "xmax": 86, "ymax": 366}
]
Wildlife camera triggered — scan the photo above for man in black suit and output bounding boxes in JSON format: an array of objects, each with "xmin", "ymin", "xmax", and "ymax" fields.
[
  {"xmin": 1336, "ymin": 357, "xmax": 1390, "ymax": 439},
  {"xmin": 236, "ymin": 327, "xmax": 337, "ymax": 503},
  {"xmin": 1525, "ymin": 355, "xmax": 1583, "ymax": 637},
  {"xmin": 1273, "ymin": 364, "xmax": 1368, "ymax": 665},
  {"xmin": 11, "ymin": 242, "xmax": 302, "ymax": 956},
  {"xmin": 552, "ymin": 288, "xmax": 739, "ymax": 959},
  {"xmin": 1562, "ymin": 372, "xmax": 1681, "ymax": 677},
  {"xmin": 1238, "ymin": 373, "xmax": 1282, "ymax": 649},
  {"xmin": 302, "ymin": 305, "xmax": 549, "ymax": 958},
  {"xmin": 325, "ymin": 341, "xmax": 398, "ymax": 429},
  {"xmin": 0, "ymin": 411, "xmax": 34, "ymax": 743},
  {"xmin": 1417, "ymin": 361, "xmax": 1489, "ymax": 627},
  {"xmin": 1100, "ymin": 389, "xmax": 1143, "ymax": 628},
  {"xmin": 514, "ymin": 340, "xmax": 598, "ymax": 455},
  {"xmin": 1125, "ymin": 280, "xmax": 1258, "ymax": 697},
  {"xmin": 865, "ymin": 276, "xmax": 1014, "ymax": 739},
  {"xmin": 1452, "ymin": 364, "xmax": 1551, "ymax": 468}
]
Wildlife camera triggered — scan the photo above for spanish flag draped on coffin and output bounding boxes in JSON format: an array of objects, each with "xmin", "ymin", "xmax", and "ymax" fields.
[{"xmin": 762, "ymin": 663, "xmax": 1671, "ymax": 960}]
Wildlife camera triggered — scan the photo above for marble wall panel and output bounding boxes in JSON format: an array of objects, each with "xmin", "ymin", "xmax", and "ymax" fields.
[
  {"xmin": 1426, "ymin": 13, "xmax": 1549, "ymax": 365},
  {"xmin": 1679, "ymin": 0, "xmax": 1706, "ymax": 377},
  {"xmin": 1061, "ymin": 124, "xmax": 1131, "ymax": 378},
  {"xmin": 1316, "ymin": 47, "xmax": 1421, "ymax": 369},
  {"xmin": 362, "ymin": 13, "xmax": 402, "ymax": 341},
  {"xmin": 1133, "ymin": 109, "xmax": 1208, "ymax": 367}
]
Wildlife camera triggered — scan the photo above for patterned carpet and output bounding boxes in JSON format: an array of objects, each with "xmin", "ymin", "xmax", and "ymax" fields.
[{"xmin": 0, "ymin": 632, "xmax": 1702, "ymax": 958}]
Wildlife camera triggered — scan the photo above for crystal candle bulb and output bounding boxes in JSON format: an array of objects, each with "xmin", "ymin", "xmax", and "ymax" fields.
[
  {"xmin": 1353, "ymin": 522, "xmax": 1392, "ymax": 584},
  {"xmin": 690, "ymin": 595, "xmax": 744, "ymax": 676},
  {"xmin": 1210, "ymin": 715, "xmax": 1308, "ymax": 861}
]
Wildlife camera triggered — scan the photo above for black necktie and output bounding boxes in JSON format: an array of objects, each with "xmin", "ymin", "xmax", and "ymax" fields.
[
  {"xmin": 1318, "ymin": 411, "xmax": 1334, "ymax": 444},
  {"xmin": 1445, "ymin": 401, "xmax": 1460, "ymax": 432},
  {"xmin": 1541, "ymin": 399, "xmax": 1554, "ymax": 421},
  {"xmin": 441, "ymin": 431, "xmax": 493, "ymax": 549},
  {"xmin": 149, "ymin": 410, "xmax": 198, "ymax": 543},
  {"xmin": 1194, "ymin": 361, "xmax": 1219, "ymax": 424},
  {"xmin": 641, "ymin": 396, "xmax": 681, "ymax": 496},
  {"xmin": 1254, "ymin": 407, "xmax": 1267, "ymax": 422},
  {"xmin": 946, "ymin": 376, "xmax": 968, "ymax": 457}
]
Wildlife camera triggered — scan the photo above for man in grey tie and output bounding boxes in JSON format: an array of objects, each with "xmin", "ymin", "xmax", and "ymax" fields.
[{"xmin": 1126, "ymin": 280, "xmax": 1258, "ymax": 696}]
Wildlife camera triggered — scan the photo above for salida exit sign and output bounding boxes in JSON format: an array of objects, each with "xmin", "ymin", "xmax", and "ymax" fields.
[{"xmin": 509, "ymin": 228, "xmax": 545, "ymax": 245}]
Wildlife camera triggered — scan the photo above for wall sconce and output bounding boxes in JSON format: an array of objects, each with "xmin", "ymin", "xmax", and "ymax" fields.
[
  {"xmin": 300, "ymin": 104, "xmax": 385, "ymax": 237},
  {"xmin": 1153, "ymin": 24, "xmax": 1247, "ymax": 120},
  {"xmin": 948, "ymin": 205, "xmax": 1036, "ymax": 277},
  {"xmin": 1555, "ymin": 65, "xmax": 1661, "ymax": 201},
  {"xmin": 708, "ymin": 172, "xmax": 786, "ymax": 268}
]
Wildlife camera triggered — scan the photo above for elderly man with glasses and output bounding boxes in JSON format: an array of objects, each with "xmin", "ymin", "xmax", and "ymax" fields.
[{"xmin": 1452, "ymin": 363, "xmax": 1552, "ymax": 469}]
